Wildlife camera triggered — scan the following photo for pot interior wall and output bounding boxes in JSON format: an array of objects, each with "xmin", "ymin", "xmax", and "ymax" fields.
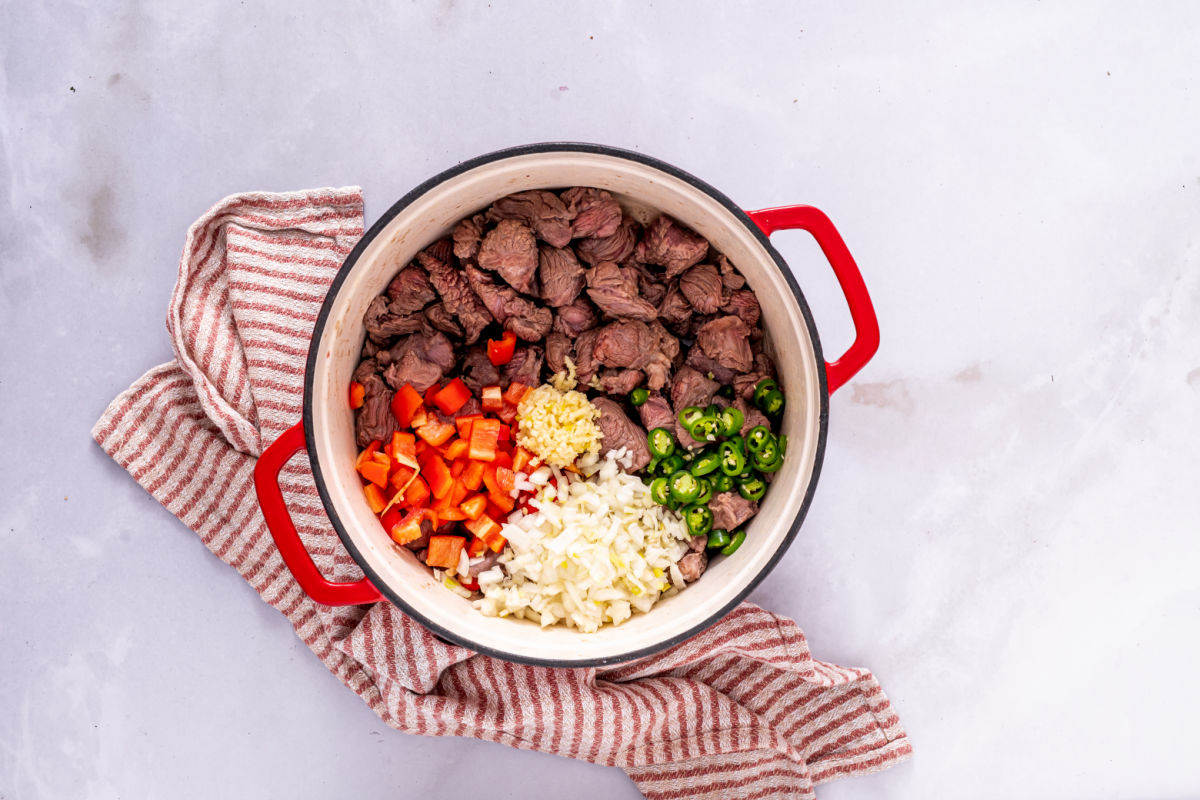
[{"xmin": 309, "ymin": 151, "xmax": 823, "ymax": 663}]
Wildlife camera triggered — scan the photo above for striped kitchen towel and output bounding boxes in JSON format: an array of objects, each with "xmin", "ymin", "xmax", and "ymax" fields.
[{"xmin": 92, "ymin": 187, "xmax": 911, "ymax": 799}]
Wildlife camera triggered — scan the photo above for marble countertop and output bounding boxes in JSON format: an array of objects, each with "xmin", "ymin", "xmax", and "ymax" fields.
[{"xmin": 3, "ymin": 2, "xmax": 1199, "ymax": 797}]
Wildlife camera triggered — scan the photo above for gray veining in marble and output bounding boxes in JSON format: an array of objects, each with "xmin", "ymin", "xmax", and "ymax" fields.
[{"xmin": 2, "ymin": 1, "xmax": 1199, "ymax": 797}]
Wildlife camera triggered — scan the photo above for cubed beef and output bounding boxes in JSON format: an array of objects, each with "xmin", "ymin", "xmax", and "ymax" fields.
[
  {"xmin": 503, "ymin": 345, "xmax": 544, "ymax": 387},
  {"xmin": 477, "ymin": 218, "xmax": 539, "ymax": 294},
  {"xmin": 459, "ymin": 345, "xmax": 501, "ymax": 394},
  {"xmin": 364, "ymin": 295, "xmax": 422, "ymax": 342},
  {"xmin": 725, "ymin": 289, "xmax": 761, "ymax": 328},
  {"xmin": 710, "ymin": 492, "xmax": 757, "ymax": 532},
  {"xmin": 452, "ymin": 213, "xmax": 486, "ymax": 261},
  {"xmin": 585, "ymin": 261, "xmax": 658, "ymax": 321},
  {"xmin": 637, "ymin": 393, "xmax": 676, "ymax": 434},
  {"xmin": 677, "ymin": 551, "xmax": 708, "ymax": 582},
  {"xmin": 685, "ymin": 346, "xmax": 737, "ymax": 385},
  {"xmin": 538, "ymin": 244, "xmax": 585, "ymax": 307},
  {"xmin": 544, "ymin": 331, "xmax": 572, "ymax": 375},
  {"xmin": 355, "ymin": 373, "xmax": 397, "ymax": 447},
  {"xmin": 630, "ymin": 261, "xmax": 668, "ymax": 307},
  {"xmin": 679, "ymin": 263, "xmax": 725, "ymax": 314},
  {"xmin": 385, "ymin": 266, "xmax": 437, "ymax": 314},
  {"xmin": 381, "ymin": 331, "xmax": 456, "ymax": 393},
  {"xmin": 657, "ymin": 283, "xmax": 694, "ymax": 335},
  {"xmin": 695, "ymin": 315, "xmax": 754, "ymax": 372},
  {"xmin": 573, "ymin": 329, "xmax": 600, "ymax": 385},
  {"xmin": 576, "ymin": 216, "xmax": 638, "ymax": 266},
  {"xmin": 487, "ymin": 190, "xmax": 574, "ymax": 249},
  {"xmin": 423, "ymin": 303, "xmax": 462, "ymax": 338},
  {"xmin": 562, "ymin": 187, "xmax": 623, "ymax": 239},
  {"xmin": 733, "ymin": 395, "xmax": 770, "ymax": 434},
  {"xmin": 553, "ymin": 296, "xmax": 601, "ymax": 337},
  {"xmin": 670, "ymin": 365, "xmax": 719, "ymax": 412},
  {"xmin": 716, "ymin": 253, "xmax": 745, "ymax": 291},
  {"xmin": 591, "ymin": 397, "xmax": 651, "ymax": 470},
  {"xmin": 634, "ymin": 215, "xmax": 708, "ymax": 278},
  {"xmin": 419, "ymin": 247, "xmax": 492, "ymax": 344},
  {"xmin": 463, "ymin": 264, "xmax": 553, "ymax": 342},
  {"xmin": 597, "ymin": 368, "xmax": 645, "ymax": 395}
]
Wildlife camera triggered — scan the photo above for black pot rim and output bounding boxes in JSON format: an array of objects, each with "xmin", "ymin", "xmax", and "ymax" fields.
[{"xmin": 303, "ymin": 142, "xmax": 829, "ymax": 667}]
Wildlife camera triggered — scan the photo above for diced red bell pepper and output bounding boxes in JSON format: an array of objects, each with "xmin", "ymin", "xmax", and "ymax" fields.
[
  {"xmin": 482, "ymin": 530, "xmax": 507, "ymax": 553},
  {"xmin": 430, "ymin": 486, "xmax": 457, "ymax": 516},
  {"xmin": 432, "ymin": 378, "xmax": 472, "ymax": 416},
  {"xmin": 481, "ymin": 385, "xmax": 503, "ymax": 412},
  {"xmin": 492, "ymin": 450, "xmax": 513, "ymax": 471},
  {"xmin": 419, "ymin": 451, "xmax": 454, "ymax": 500},
  {"xmin": 466, "ymin": 535, "xmax": 488, "ymax": 558},
  {"xmin": 450, "ymin": 481, "xmax": 470, "ymax": 506},
  {"xmin": 437, "ymin": 507, "xmax": 468, "ymax": 522},
  {"xmin": 487, "ymin": 491, "xmax": 515, "ymax": 514},
  {"xmin": 465, "ymin": 513, "xmax": 501, "ymax": 540},
  {"xmin": 416, "ymin": 418, "xmax": 456, "ymax": 447},
  {"xmin": 380, "ymin": 506, "xmax": 403, "ymax": 534},
  {"xmin": 424, "ymin": 383, "xmax": 441, "ymax": 406},
  {"xmin": 469, "ymin": 418, "xmax": 502, "ymax": 461},
  {"xmin": 410, "ymin": 406, "xmax": 429, "ymax": 429},
  {"xmin": 455, "ymin": 413, "xmax": 483, "ymax": 440},
  {"xmin": 359, "ymin": 457, "xmax": 390, "ymax": 489},
  {"xmin": 349, "ymin": 381, "xmax": 366, "ymax": 410},
  {"xmin": 496, "ymin": 404, "xmax": 518, "ymax": 424},
  {"xmin": 389, "ymin": 464, "xmax": 416, "ymax": 491},
  {"xmin": 487, "ymin": 330, "xmax": 517, "ymax": 366},
  {"xmin": 404, "ymin": 475, "xmax": 430, "ymax": 507},
  {"xmin": 390, "ymin": 384, "xmax": 424, "ymax": 428},
  {"xmin": 390, "ymin": 432, "xmax": 418, "ymax": 465},
  {"xmin": 363, "ymin": 484, "xmax": 387, "ymax": 514},
  {"xmin": 426, "ymin": 534, "xmax": 465, "ymax": 569},
  {"xmin": 497, "ymin": 423, "xmax": 511, "ymax": 443},
  {"xmin": 493, "ymin": 466, "xmax": 517, "ymax": 494},
  {"xmin": 355, "ymin": 440, "xmax": 381, "ymax": 472},
  {"xmin": 512, "ymin": 446, "xmax": 533, "ymax": 473},
  {"xmin": 459, "ymin": 494, "xmax": 488, "ymax": 521},
  {"xmin": 458, "ymin": 575, "xmax": 480, "ymax": 592},
  {"xmin": 391, "ymin": 509, "xmax": 436, "ymax": 547},
  {"xmin": 460, "ymin": 460, "xmax": 486, "ymax": 492},
  {"xmin": 449, "ymin": 458, "xmax": 466, "ymax": 479},
  {"xmin": 442, "ymin": 439, "xmax": 469, "ymax": 461},
  {"xmin": 485, "ymin": 500, "xmax": 510, "ymax": 522},
  {"xmin": 502, "ymin": 381, "xmax": 531, "ymax": 406}
]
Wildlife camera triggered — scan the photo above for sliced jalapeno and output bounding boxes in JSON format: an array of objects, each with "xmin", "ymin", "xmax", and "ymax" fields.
[
  {"xmin": 760, "ymin": 389, "xmax": 785, "ymax": 418},
  {"xmin": 694, "ymin": 477, "xmax": 714, "ymax": 505},
  {"xmin": 719, "ymin": 406, "xmax": 744, "ymax": 437},
  {"xmin": 678, "ymin": 406, "xmax": 705, "ymax": 429},
  {"xmin": 668, "ymin": 470, "xmax": 700, "ymax": 504},
  {"xmin": 706, "ymin": 528, "xmax": 731, "ymax": 550},
  {"xmin": 647, "ymin": 456, "xmax": 660, "ymax": 476},
  {"xmin": 720, "ymin": 529, "xmax": 747, "ymax": 556},
  {"xmin": 658, "ymin": 453, "xmax": 685, "ymax": 476},
  {"xmin": 690, "ymin": 449, "xmax": 721, "ymax": 477},
  {"xmin": 752, "ymin": 378, "xmax": 778, "ymax": 408},
  {"xmin": 778, "ymin": 434, "xmax": 788, "ymax": 457},
  {"xmin": 684, "ymin": 504, "xmax": 714, "ymax": 537},
  {"xmin": 687, "ymin": 412, "xmax": 722, "ymax": 442},
  {"xmin": 630, "ymin": 387, "xmax": 649, "ymax": 407},
  {"xmin": 647, "ymin": 427, "xmax": 676, "ymax": 459},
  {"xmin": 754, "ymin": 438, "xmax": 780, "ymax": 466},
  {"xmin": 753, "ymin": 451, "xmax": 783, "ymax": 473},
  {"xmin": 650, "ymin": 476, "xmax": 670, "ymax": 505},
  {"xmin": 746, "ymin": 425, "xmax": 772, "ymax": 454},
  {"xmin": 711, "ymin": 472, "xmax": 735, "ymax": 493},
  {"xmin": 719, "ymin": 440, "xmax": 746, "ymax": 476},
  {"xmin": 738, "ymin": 475, "xmax": 766, "ymax": 501}
]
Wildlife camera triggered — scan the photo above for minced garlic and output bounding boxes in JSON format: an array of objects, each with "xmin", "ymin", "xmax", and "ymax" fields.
[{"xmin": 516, "ymin": 382, "xmax": 602, "ymax": 467}]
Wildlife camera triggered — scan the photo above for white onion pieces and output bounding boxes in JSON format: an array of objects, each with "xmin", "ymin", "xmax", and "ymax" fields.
[{"xmin": 473, "ymin": 449, "xmax": 692, "ymax": 632}]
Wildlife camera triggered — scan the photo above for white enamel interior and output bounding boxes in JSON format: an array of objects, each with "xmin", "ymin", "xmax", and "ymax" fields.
[{"xmin": 309, "ymin": 151, "xmax": 823, "ymax": 663}]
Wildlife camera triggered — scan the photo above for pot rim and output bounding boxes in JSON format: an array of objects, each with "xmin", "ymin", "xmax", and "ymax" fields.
[{"xmin": 303, "ymin": 142, "xmax": 829, "ymax": 666}]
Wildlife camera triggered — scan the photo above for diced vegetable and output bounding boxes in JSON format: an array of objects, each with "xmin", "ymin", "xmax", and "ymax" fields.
[
  {"xmin": 481, "ymin": 385, "xmax": 503, "ymax": 412},
  {"xmin": 684, "ymin": 504, "xmax": 714, "ymax": 537},
  {"xmin": 450, "ymin": 481, "xmax": 470, "ymax": 506},
  {"xmin": 466, "ymin": 535, "xmax": 488, "ymax": 558},
  {"xmin": 363, "ymin": 483, "xmax": 386, "ymax": 514},
  {"xmin": 426, "ymin": 534, "xmax": 466, "ymax": 569},
  {"xmin": 443, "ymin": 439, "xmax": 469, "ymax": 461},
  {"xmin": 416, "ymin": 418, "xmax": 456, "ymax": 446},
  {"xmin": 493, "ymin": 466, "xmax": 517, "ymax": 494},
  {"xmin": 649, "ymin": 476, "xmax": 670, "ymax": 505},
  {"xmin": 404, "ymin": 475, "xmax": 430, "ymax": 507},
  {"xmin": 424, "ymin": 383, "xmax": 441, "ymax": 406},
  {"xmin": 706, "ymin": 528, "xmax": 732, "ymax": 550},
  {"xmin": 647, "ymin": 427, "xmax": 676, "ymax": 459},
  {"xmin": 501, "ymin": 381, "xmax": 531, "ymax": 407},
  {"xmin": 512, "ymin": 446, "xmax": 534, "ymax": 473},
  {"xmin": 438, "ymin": 507, "xmax": 468, "ymax": 522},
  {"xmin": 432, "ymin": 378, "xmax": 472, "ymax": 416},
  {"xmin": 690, "ymin": 449, "xmax": 721, "ymax": 477},
  {"xmin": 465, "ymin": 514, "xmax": 505, "ymax": 552},
  {"xmin": 389, "ymin": 508, "xmax": 435, "ymax": 546},
  {"xmin": 419, "ymin": 451, "xmax": 454, "ymax": 499},
  {"xmin": 720, "ymin": 529, "xmax": 747, "ymax": 556},
  {"xmin": 359, "ymin": 457, "xmax": 390, "ymax": 489},
  {"xmin": 449, "ymin": 458, "xmax": 466, "ymax": 479},
  {"xmin": 738, "ymin": 474, "xmax": 766, "ymax": 501},
  {"xmin": 349, "ymin": 381, "xmax": 365, "ymax": 409},
  {"xmin": 460, "ymin": 460, "xmax": 487, "ymax": 492},
  {"xmin": 746, "ymin": 426, "xmax": 772, "ymax": 453},
  {"xmin": 487, "ymin": 330, "xmax": 517, "ymax": 366},
  {"xmin": 355, "ymin": 440, "xmax": 381, "ymax": 472},
  {"xmin": 668, "ymin": 470, "xmax": 700, "ymax": 504},
  {"xmin": 460, "ymin": 494, "xmax": 488, "ymax": 521},
  {"xmin": 389, "ymin": 464, "xmax": 416, "ymax": 491},
  {"xmin": 469, "ymin": 418, "xmax": 502, "ymax": 461},
  {"xmin": 630, "ymin": 387, "xmax": 649, "ymax": 407},
  {"xmin": 410, "ymin": 406, "xmax": 429, "ymax": 429},
  {"xmin": 390, "ymin": 431, "xmax": 418, "ymax": 467},
  {"xmin": 390, "ymin": 384, "xmax": 424, "ymax": 428},
  {"xmin": 487, "ymin": 490, "xmax": 515, "ymax": 513},
  {"xmin": 719, "ymin": 440, "xmax": 747, "ymax": 476},
  {"xmin": 752, "ymin": 378, "xmax": 779, "ymax": 408}
]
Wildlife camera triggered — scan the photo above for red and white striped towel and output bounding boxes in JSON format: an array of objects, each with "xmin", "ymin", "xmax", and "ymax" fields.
[{"xmin": 92, "ymin": 188, "xmax": 911, "ymax": 799}]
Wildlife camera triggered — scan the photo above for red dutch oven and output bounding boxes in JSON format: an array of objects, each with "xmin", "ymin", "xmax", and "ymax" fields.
[{"xmin": 255, "ymin": 143, "xmax": 878, "ymax": 666}]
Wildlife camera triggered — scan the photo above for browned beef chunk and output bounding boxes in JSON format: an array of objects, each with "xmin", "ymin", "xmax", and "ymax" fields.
[
  {"xmin": 467, "ymin": 550, "xmax": 501, "ymax": 577},
  {"xmin": 573, "ymin": 328, "xmax": 600, "ymax": 385},
  {"xmin": 733, "ymin": 395, "xmax": 770, "ymax": 434},
  {"xmin": 679, "ymin": 264, "xmax": 725, "ymax": 314},
  {"xmin": 695, "ymin": 315, "xmax": 754, "ymax": 372},
  {"xmin": 733, "ymin": 351, "xmax": 777, "ymax": 400},
  {"xmin": 544, "ymin": 331, "xmax": 571, "ymax": 374},
  {"xmin": 637, "ymin": 393, "xmax": 675, "ymax": 433},
  {"xmin": 629, "ymin": 261, "xmax": 668, "ymax": 306},
  {"xmin": 586, "ymin": 261, "xmax": 658, "ymax": 321},
  {"xmin": 352, "ymin": 357, "xmax": 379, "ymax": 384},
  {"xmin": 364, "ymin": 295, "xmax": 422, "ymax": 342},
  {"xmin": 635, "ymin": 215, "xmax": 708, "ymax": 278},
  {"xmin": 553, "ymin": 296, "xmax": 600, "ymax": 337},
  {"xmin": 716, "ymin": 253, "xmax": 745, "ymax": 291},
  {"xmin": 477, "ymin": 219, "xmax": 539, "ymax": 294},
  {"xmin": 591, "ymin": 397, "xmax": 651, "ymax": 470},
  {"xmin": 487, "ymin": 190, "xmax": 574, "ymax": 248},
  {"xmin": 385, "ymin": 266, "xmax": 437, "ymax": 314},
  {"xmin": 355, "ymin": 373, "xmax": 396, "ymax": 448},
  {"xmin": 460, "ymin": 346, "xmax": 501, "ymax": 394},
  {"xmin": 677, "ymin": 551, "xmax": 708, "ymax": 582},
  {"xmin": 592, "ymin": 319, "xmax": 673, "ymax": 392},
  {"xmin": 597, "ymin": 368, "xmax": 645, "ymax": 395},
  {"xmin": 685, "ymin": 346, "xmax": 737, "ymax": 385},
  {"xmin": 710, "ymin": 492, "xmax": 757, "ymax": 532},
  {"xmin": 725, "ymin": 289, "xmax": 761, "ymax": 327},
  {"xmin": 576, "ymin": 216, "xmax": 638, "ymax": 266},
  {"xmin": 687, "ymin": 534, "xmax": 707, "ymax": 554},
  {"xmin": 361, "ymin": 338, "xmax": 380, "ymax": 358},
  {"xmin": 457, "ymin": 396, "xmax": 482, "ymax": 417},
  {"xmin": 423, "ymin": 303, "xmax": 462, "ymax": 338},
  {"xmin": 562, "ymin": 187, "xmax": 622, "ymax": 239},
  {"xmin": 538, "ymin": 245, "xmax": 585, "ymax": 307},
  {"xmin": 670, "ymin": 365, "xmax": 719, "ymax": 412},
  {"xmin": 463, "ymin": 265, "xmax": 552, "ymax": 342},
  {"xmin": 503, "ymin": 345, "xmax": 544, "ymax": 386},
  {"xmin": 645, "ymin": 321, "xmax": 679, "ymax": 391},
  {"xmin": 452, "ymin": 213, "xmax": 486, "ymax": 261},
  {"xmin": 419, "ymin": 248, "xmax": 492, "ymax": 344},
  {"xmin": 657, "ymin": 283, "xmax": 694, "ymax": 335},
  {"xmin": 381, "ymin": 331, "xmax": 455, "ymax": 392}
]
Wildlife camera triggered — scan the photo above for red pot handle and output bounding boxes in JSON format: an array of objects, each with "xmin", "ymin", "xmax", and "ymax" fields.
[
  {"xmin": 254, "ymin": 421, "xmax": 384, "ymax": 606},
  {"xmin": 746, "ymin": 205, "xmax": 880, "ymax": 394}
]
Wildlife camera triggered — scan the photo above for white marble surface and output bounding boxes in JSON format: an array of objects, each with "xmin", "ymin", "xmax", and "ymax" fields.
[{"xmin": 3, "ymin": 2, "xmax": 1199, "ymax": 797}]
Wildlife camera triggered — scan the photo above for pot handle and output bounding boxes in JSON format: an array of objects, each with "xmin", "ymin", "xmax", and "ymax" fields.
[
  {"xmin": 746, "ymin": 205, "xmax": 879, "ymax": 394},
  {"xmin": 254, "ymin": 421, "xmax": 384, "ymax": 606}
]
